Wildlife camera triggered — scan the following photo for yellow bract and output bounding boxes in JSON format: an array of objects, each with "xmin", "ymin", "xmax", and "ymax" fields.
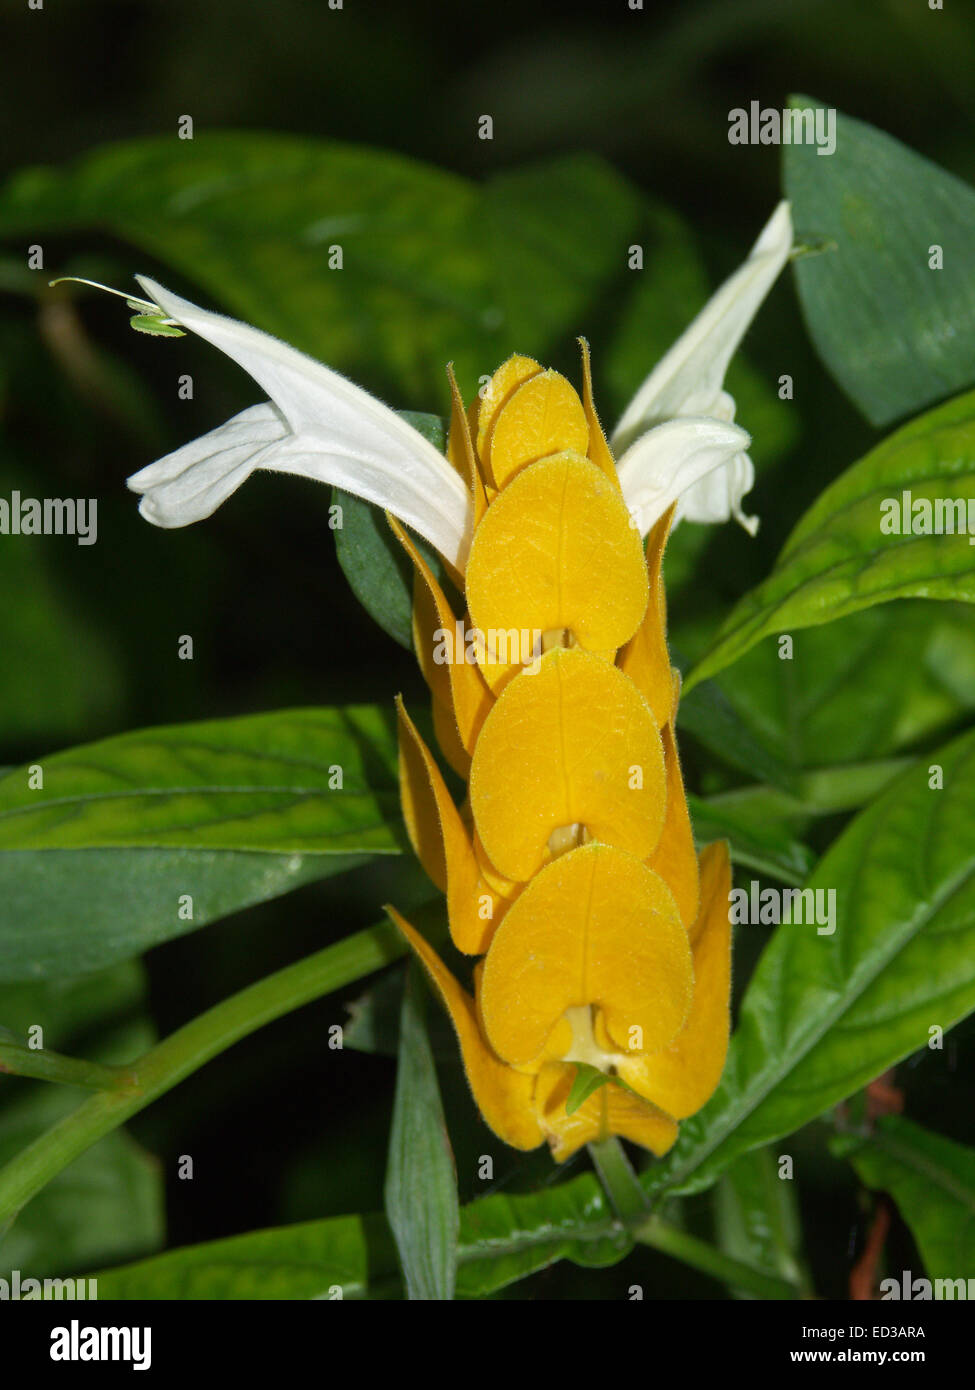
[
  {"xmin": 468, "ymin": 647, "xmax": 666, "ymax": 882},
  {"xmin": 465, "ymin": 451, "xmax": 648, "ymax": 666},
  {"xmin": 388, "ymin": 349, "xmax": 733, "ymax": 1164},
  {"xmin": 487, "ymin": 370, "xmax": 590, "ymax": 489},
  {"xmin": 479, "ymin": 843, "xmax": 692, "ymax": 1065}
]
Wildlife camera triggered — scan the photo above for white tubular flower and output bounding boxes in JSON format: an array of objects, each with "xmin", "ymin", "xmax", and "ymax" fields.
[
  {"xmin": 123, "ymin": 203, "xmax": 790, "ymax": 566},
  {"xmin": 612, "ymin": 200, "xmax": 793, "ymax": 537},
  {"xmin": 126, "ymin": 277, "xmax": 473, "ymax": 570}
]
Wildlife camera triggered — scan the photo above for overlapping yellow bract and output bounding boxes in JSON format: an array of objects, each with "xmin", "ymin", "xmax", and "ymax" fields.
[{"xmin": 388, "ymin": 349, "xmax": 733, "ymax": 1162}]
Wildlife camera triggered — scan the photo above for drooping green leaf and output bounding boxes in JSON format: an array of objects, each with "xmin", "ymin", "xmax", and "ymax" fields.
[
  {"xmin": 332, "ymin": 412, "xmax": 447, "ymax": 649},
  {"xmin": 0, "ymin": 705, "xmax": 400, "ymax": 978},
  {"xmin": 384, "ymin": 963, "xmax": 459, "ymax": 1300},
  {"xmin": 833, "ymin": 1117, "xmax": 975, "ymax": 1283},
  {"xmin": 713, "ymin": 1146, "xmax": 808, "ymax": 1298},
  {"xmin": 0, "ymin": 847, "xmax": 361, "ymax": 981},
  {"xmin": 647, "ymin": 726, "xmax": 975, "ymax": 1201},
  {"xmin": 687, "ymin": 390, "xmax": 975, "ymax": 690},
  {"xmin": 785, "ymin": 98, "xmax": 975, "ymax": 427}
]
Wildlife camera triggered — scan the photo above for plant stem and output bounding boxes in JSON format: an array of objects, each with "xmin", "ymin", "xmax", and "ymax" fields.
[
  {"xmin": 589, "ymin": 1138, "xmax": 650, "ymax": 1221},
  {"xmin": 633, "ymin": 1214, "xmax": 800, "ymax": 1299},
  {"xmin": 0, "ymin": 919, "xmax": 407, "ymax": 1226},
  {"xmin": 0, "ymin": 1041, "xmax": 129, "ymax": 1091}
]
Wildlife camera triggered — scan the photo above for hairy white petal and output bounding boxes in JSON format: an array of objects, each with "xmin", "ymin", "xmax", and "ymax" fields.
[
  {"xmin": 676, "ymin": 450, "xmax": 759, "ymax": 535},
  {"xmin": 617, "ymin": 417, "xmax": 752, "ymax": 537},
  {"xmin": 128, "ymin": 402, "xmax": 286, "ymax": 526},
  {"xmin": 130, "ymin": 277, "xmax": 472, "ymax": 567},
  {"xmin": 611, "ymin": 201, "xmax": 793, "ymax": 458}
]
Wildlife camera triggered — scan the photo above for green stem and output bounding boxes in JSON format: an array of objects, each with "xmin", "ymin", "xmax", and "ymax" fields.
[
  {"xmin": 0, "ymin": 919, "xmax": 407, "ymax": 1226},
  {"xmin": 633, "ymin": 1215, "xmax": 800, "ymax": 1299},
  {"xmin": 0, "ymin": 1041, "xmax": 129, "ymax": 1091},
  {"xmin": 589, "ymin": 1138, "xmax": 650, "ymax": 1221}
]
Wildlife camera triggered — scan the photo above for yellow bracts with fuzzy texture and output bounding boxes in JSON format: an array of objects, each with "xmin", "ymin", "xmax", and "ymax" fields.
[{"xmin": 389, "ymin": 348, "xmax": 732, "ymax": 1163}]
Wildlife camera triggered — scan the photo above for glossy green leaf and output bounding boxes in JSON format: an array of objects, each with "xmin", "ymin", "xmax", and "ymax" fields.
[
  {"xmin": 0, "ymin": 134, "xmax": 496, "ymax": 400},
  {"xmin": 688, "ymin": 793, "xmax": 814, "ymax": 886},
  {"xmin": 687, "ymin": 390, "xmax": 975, "ymax": 690},
  {"xmin": 0, "ymin": 705, "xmax": 400, "ymax": 978},
  {"xmin": 710, "ymin": 602, "xmax": 975, "ymax": 772},
  {"xmin": 647, "ymin": 727, "xmax": 975, "ymax": 1200},
  {"xmin": 833, "ymin": 1117, "xmax": 975, "ymax": 1283},
  {"xmin": 713, "ymin": 1146, "xmax": 807, "ymax": 1298},
  {"xmin": 384, "ymin": 963, "xmax": 459, "ymax": 1300},
  {"xmin": 90, "ymin": 1171, "xmax": 631, "ymax": 1300},
  {"xmin": 333, "ymin": 412, "xmax": 447, "ymax": 649},
  {"xmin": 91, "ymin": 1212, "xmax": 399, "ymax": 1300},
  {"xmin": 785, "ymin": 98, "xmax": 975, "ymax": 427}
]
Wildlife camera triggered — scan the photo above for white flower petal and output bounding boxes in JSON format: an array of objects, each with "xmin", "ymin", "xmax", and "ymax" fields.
[
  {"xmin": 616, "ymin": 416, "xmax": 752, "ymax": 537},
  {"xmin": 675, "ymin": 449, "xmax": 759, "ymax": 535},
  {"xmin": 130, "ymin": 277, "xmax": 472, "ymax": 568},
  {"xmin": 610, "ymin": 201, "xmax": 793, "ymax": 457},
  {"xmin": 128, "ymin": 402, "xmax": 287, "ymax": 527}
]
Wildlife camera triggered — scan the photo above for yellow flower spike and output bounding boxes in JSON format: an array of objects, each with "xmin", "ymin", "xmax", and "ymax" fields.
[
  {"xmin": 479, "ymin": 842, "xmax": 693, "ymax": 1067},
  {"xmin": 470, "ymin": 646, "xmax": 666, "ymax": 883},
  {"xmin": 486, "ymin": 369, "xmax": 590, "ymax": 490},
  {"xmin": 465, "ymin": 452, "xmax": 649, "ymax": 671},
  {"xmin": 533, "ymin": 1062, "xmax": 679, "ymax": 1162},
  {"xmin": 475, "ymin": 354, "xmax": 543, "ymax": 478},
  {"xmin": 578, "ymin": 337, "xmax": 621, "ymax": 487},
  {"xmin": 472, "ymin": 827, "xmax": 522, "ymax": 903},
  {"xmin": 446, "ymin": 363, "xmax": 488, "ymax": 528},
  {"xmin": 389, "ymin": 513, "xmax": 493, "ymax": 760},
  {"xmin": 616, "ymin": 840, "xmax": 732, "ymax": 1119},
  {"xmin": 396, "ymin": 698, "xmax": 502, "ymax": 955},
  {"xmin": 617, "ymin": 503, "xmax": 677, "ymax": 727},
  {"xmin": 647, "ymin": 715, "xmax": 700, "ymax": 929},
  {"xmin": 387, "ymin": 905, "xmax": 544, "ymax": 1151}
]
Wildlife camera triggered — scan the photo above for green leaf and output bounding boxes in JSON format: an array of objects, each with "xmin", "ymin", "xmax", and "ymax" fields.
[
  {"xmin": 784, "ymin": 98, "xmax": 975, "ymax": 427},
  {"xmin": 706, "ymin": 602, "xmax": 975, "ymax": 773},
  {"xmin": 565, "ymin": 1063, "xmax": 612, "ymax": 1116},
  {"xmin": 0, "ymin": 134, "xmax": 497, "ymax": 400},
  {"xmin": 91, "ymin": 1212, "xmax": 399, "ymax": 1300},
  {"xmin": 713, "ymin": 1146, "xmax": 808, "ymax": 1298},
  {"xmin": 332, "ymin": 412, "xmax": 447, "ymax": 649},
  {"xmin": 647, "ymin": 726, "xmax": 975, "ymax": 1201},
  {"xmin": 687, "ymin": 390, "xmax": 975, "ymax": 690},
  {"xmin": 833, "ymin": 1117, "xmax": 975, "ymax": 1283},
  {"xmin": 384, "ymin": 963, "xmax": 459, "ymax": 1300},
  {"xmin": 688, "ymin": 794, "xmax": 814, "ymax": 886},
  {"xmin": 91, "ymin": 1172, "xmax": 628, "ymax": 1300},
  {"xmin": 0, "ymin": 705, "xmax": 400, "ymax": 978}
]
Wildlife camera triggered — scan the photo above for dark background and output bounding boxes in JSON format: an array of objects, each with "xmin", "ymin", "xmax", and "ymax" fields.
[{"xmin": 2, "ymin": 0, "xmax": 972, "ymax": 1298}]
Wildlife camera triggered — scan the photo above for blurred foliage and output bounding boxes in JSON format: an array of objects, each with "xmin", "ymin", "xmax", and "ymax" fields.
[{"xmin": 1, "ymin": 0, "xmax": 974, "ymax": 1301}]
